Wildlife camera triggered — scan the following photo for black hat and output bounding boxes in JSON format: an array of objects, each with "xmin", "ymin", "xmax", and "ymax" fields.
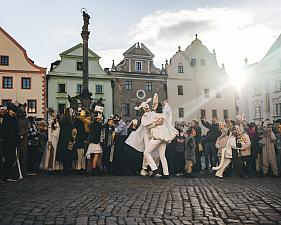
[{"xmin": 7, "ymin": 102, "xmax": 19, "ymax": 113}]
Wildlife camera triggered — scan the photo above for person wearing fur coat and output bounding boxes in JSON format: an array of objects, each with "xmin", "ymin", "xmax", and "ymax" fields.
[
  {"xmin": 215, "ymin": 128, "xmax": 229, "ymax": 164},
  {"xmin": 261, "ymin": 124, "xmax": 278, "ymax": 176},
  {"xmin": 213, "ymin": 127, "xmax": 240, "ymax": 178}
]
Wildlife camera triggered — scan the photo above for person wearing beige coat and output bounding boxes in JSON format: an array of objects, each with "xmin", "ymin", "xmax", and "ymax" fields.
[{"xmin": 261, "ymin": 125, "xmax": 278, "ymax": 176}]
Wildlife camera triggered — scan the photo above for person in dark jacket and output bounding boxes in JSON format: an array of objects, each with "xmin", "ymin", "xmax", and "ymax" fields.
[
  {"xmin": 201, "ymin": 117, "xmax": 221, "ymax": 170},
  {"xmin": 27, "ymin": 116, "xmax": 39, "ymax": 175},
  {"xmin": 17, "ymin": 103, "xmax": 29, "ymax": 177},
  {"xmin": 86, "ymin": 112, "xmax": 103, "ymax": 175},
  {"xmin": 0, "ymin": 105, "xmax": 7, "ymax": 183},
  {"xmin": 101, "ymin": 118, "xmax": 115, "ymax": 174},
  {"xmin": 73, "ymin": 114, "xmax": 86, "ymax": 172},
  {"xmin": 56, "ymin": 108, "xmax": 74, "ymax": 175},
  {"xmin": 2, "ymin": 103, "xmax": 20, "ymax": 182}
]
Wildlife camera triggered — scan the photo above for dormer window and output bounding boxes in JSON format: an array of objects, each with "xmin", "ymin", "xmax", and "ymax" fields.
[
  {"xmin": 135, "ymin": 61, "xmax": 142, "ymax": 72},
  {"xmin": 191, "ymin": 58, "xmax": 196, "ymax": 66},
  {"xmin": 0, "ymin": 56, "xmax": 9, "ymax": 66},
  {"xmin": 77, "ymin": 62, "xmax": 83, "ymax": 71},
  {"xmin": 178, "ymin": 63, "xmax": 184, "ymax": 73}
]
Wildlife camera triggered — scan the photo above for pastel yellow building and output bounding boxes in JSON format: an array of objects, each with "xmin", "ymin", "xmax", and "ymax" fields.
[{"xmin": 0, "ymin": 27, "xmax": 46, "ymax": 118}]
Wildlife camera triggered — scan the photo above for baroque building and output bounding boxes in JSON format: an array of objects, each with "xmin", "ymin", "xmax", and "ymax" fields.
[
  {"xmin": 110, "ymin": 42, "xmax": 167, "ymax": 121},
  {"xmin": 47, "ymin": 43, "xmax": 113, "ymax": 118},
  {"xmin": 0, "ymin": 27, "xmax": 46, "ymax": 118},
  {"xmin": 166, "ymin": 35, "xmax": 236, "ymax": 125},
  {"xmin": 241, "ymin": 34, "xmax": 281, "ymax": 123}
]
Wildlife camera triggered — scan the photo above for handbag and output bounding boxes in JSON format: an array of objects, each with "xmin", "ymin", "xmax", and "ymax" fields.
[{"xmin": 198, "ymin": 143, "xmax": 203, "ymax": 152}]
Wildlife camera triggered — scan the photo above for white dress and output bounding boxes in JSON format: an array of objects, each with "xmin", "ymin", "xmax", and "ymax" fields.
[{"xmin": 40, "ymin": 118, "xmax": 60, "ymax": 171}]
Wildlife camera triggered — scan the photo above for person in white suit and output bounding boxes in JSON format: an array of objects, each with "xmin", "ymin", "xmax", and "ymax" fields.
[{"xmin": 142, "ymin": 94, "xmax": 178, "ymax": 179}]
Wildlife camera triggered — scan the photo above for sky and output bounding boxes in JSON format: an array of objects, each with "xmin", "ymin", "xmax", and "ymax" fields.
[{"xmin": 1, "ymin": 0, "xmax": 281, "ymax": 78}]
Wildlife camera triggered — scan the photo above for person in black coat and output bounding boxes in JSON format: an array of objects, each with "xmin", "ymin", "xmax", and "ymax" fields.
[
  {"xmin": 201, "ymin": 117, "xmax": 221, "ymax": 170},
  {"xmin": 56, "ymin": 108, "xmax": 74, "ymax": 175},
  {"xmin": 0, "ymin": 105, "xmax": 6, "ymax": 183},
  {"xmin": 101, "ymin": 118, "xmax": 114, "ymax": 174},
  {"xmin": 2, "ymin": 103, "xmax": 20, "ymax": 182}
]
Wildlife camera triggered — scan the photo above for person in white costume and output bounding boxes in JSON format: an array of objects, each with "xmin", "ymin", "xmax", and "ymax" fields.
[
  {"xmin": 142, "ymin": 94, "xmax": 178, "ymax": 179},
  {"xmin": 125, "ymin": 98, "xmax": 159, "ymax": 176},
  {"xmin": 40, "ymin": 109, "xmax": 61, "ymax": 171}
]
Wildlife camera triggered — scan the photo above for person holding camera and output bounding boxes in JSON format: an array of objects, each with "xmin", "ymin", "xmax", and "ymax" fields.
[{"xmin": 261, "ymin": 124, "xmax": 278, "ymax": 176}]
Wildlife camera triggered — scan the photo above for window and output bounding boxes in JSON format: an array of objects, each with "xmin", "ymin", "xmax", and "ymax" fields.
[
  {"xmin": 2, "ymin": 76, "xmax": 13, "ymax": 89},
  {"xmin": 254, "ymin": 84, "xmax": 261, "ymax": 96},
  {"xmin": 178, "ymin": 85, "xmax": 183, "ymax": 95},
  {"xmin": 275, "ymin": 103, "xmax": 281, "ymax": 116},
  {"xmin": 58, "ymin": 104, "xmax": 66, "ymax": 114},
  {"xmin": 200, "ymin": 109, "xmax": 206, "ymax": 119},
  {"xmin": 178, "ymin": 63, "xmax": 184, "ymax": 73},
  {"xmin": 255, "ymin": 106, "xmax": 262, "ymax": 119},
  {"xmin": 191, "ymin": 58, "xmax": 196, "ymax": 66},
  {"xmin": 125, "ymin": 81, "xmax": 132, "ymax": 90},
  {"xmin": 22, "ymin": 78, "xmax": 31, "ymax": 89},
  {"xmin": 274, "ymin": 80, "xmax": 281, "ymax": 92},
  {"xmin": 96, "ymin": 85, "xmax": 103, "ymax": 94},
  {"xmin": 135, "ymin": 61, "xmax": 142, "ymax": 71},
  {"xmin": 2, "ymin": 99, "xmax": 11, "ymax": 106},
  {"xmin": 58, "ymin": 83, "xmax": 66, "ymax": 93},
  {"xmin": 201, "ymin": 59, "xmax": 205, "ymax": 66},
  {"xmin": 122, "ymin": 103, "xmax": 130, "ymax": 116},
  {"xmin": 0, "ymin": 56, "xmax": 9, "ymax": 66},
  {"xmin": 145, "ymin": 82, "xmax": 152, "ymax": 91},
  {"xmin": 77, "ymin": 84, "xmax": 83, "ymax": 94},
  {"xmin": 212, "ymin": 110, "xmax": 217, "ymax": 119},
  {"xmin": 27, "ymin": 100, "xmax": 36, "ymax": 113},
  {"xmin": 223, "ymin": 110, "xmax": 229, "ymax": 120},
  {"xmin": 179, "ymin": 108, "xmax": 184, "ymax": 118},
  {"xmin": 77, "ymin": 62, "xmax": 83, "ymax": 71},
  {"xmin": 204, "ymin": 89, "xmax": 209, "ymax": 98},
  {"xmin": 216, "ymin": 90, "xmax": 221, "ymax": 98}
]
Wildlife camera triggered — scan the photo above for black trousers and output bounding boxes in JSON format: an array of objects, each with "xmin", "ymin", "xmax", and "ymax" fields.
[
  {"xmin": 231, "ymin": 149, "xmax": 245, "ymax": 177},
  {"xmin": 174, "ymin": 151, "xmax": 185, "ymax": 174},
  {"xmin": 2, "ymin": 145, "xmax": 17, "ymax": 180},
  {"xmin": 27, "ymin": 146, "xmax": 38, "ymax": 173},
  {"xmin": 102, "ymin": 145, "xmax": 112, "ymax": 174},
  {"xmin": 63, "ymin": 150, "xmax": 73, "ymax": 175}
]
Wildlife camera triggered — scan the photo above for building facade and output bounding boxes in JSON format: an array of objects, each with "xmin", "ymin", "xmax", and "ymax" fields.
[
  {"xmin": 110, "ymin": 42, "xmax": 167, "ymax": 121},
  {"xmin": 0, "ymin": 27, "xmax": 46, "ymax": 118},
  {"xmin": 47, "ymin": 43, "xmax": 113, "ymax": 118},
  {"xmin": 241, "ymin": 34, "xmax": 281, "ymax": 123},
  {"xmin": 166, "ymin": 36, "xmax": 236, "ymax": 125}
]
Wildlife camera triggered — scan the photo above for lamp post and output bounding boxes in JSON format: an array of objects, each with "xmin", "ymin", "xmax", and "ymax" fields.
[{"xmin": 80, "ymin": 9, "xmax": 92, "ymax": 110}]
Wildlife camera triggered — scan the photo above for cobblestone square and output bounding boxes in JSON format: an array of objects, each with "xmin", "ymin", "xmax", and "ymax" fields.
[{"xmin": 0, "ymin": 175, "xmax": 281, "ymax": 225}]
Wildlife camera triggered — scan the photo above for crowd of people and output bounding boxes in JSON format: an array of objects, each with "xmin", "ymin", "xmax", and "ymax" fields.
[{"xmin": 0, "ymin": 96, "xmax": 281, "ymax": 183}]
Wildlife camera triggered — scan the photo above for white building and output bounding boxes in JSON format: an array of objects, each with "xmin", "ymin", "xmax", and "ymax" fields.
[
  {"xmin": 241, "ymin": 34, "xmax": 281, "ymax": 123},
  {"xmin": 47, "ymin": 43, "xmax": 113, "ymax": 118},
  {"xmin": 166, "ymin": 35, "xmax": 236, "ymax": 125}
]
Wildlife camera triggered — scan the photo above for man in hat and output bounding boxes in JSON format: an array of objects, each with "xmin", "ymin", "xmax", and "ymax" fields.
[{"xmin": 2, "ymin": 103, "xmax": 20, "ymax": 182}]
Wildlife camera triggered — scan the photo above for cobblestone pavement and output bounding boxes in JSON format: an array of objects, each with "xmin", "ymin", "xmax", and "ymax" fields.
[{"xmin": 0, "ymin": 174, "xmax": 281, "ymax": 225}]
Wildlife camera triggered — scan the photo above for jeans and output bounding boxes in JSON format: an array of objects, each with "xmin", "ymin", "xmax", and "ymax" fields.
[{"xmin": 204, "ymin": 142, "xmax": 218, "ymax": 169}]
